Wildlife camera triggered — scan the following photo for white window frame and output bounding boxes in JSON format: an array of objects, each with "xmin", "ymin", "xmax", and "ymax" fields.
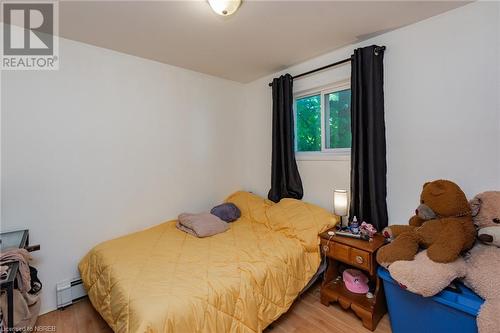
[{"xmin": 294, "ymin": 79, "xmax": 351, "ymax": 161}]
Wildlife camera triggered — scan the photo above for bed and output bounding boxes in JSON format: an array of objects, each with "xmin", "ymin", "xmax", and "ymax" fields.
[{"xmin": 79, "ymin": 191, "xmax": 337, "ymax": 333}]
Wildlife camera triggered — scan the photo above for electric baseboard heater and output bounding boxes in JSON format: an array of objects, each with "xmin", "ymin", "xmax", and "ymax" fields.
[{"xmin": 56, "ymin": 278, "xmax": 87, "ymax": 309}]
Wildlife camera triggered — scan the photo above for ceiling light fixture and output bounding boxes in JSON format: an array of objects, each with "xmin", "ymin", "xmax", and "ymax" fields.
[{"xmin": 207, "ymin": 0, "xmax": 242, "ymax": 16}]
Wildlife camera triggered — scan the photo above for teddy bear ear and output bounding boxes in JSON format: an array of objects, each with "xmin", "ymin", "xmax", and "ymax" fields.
[
  {"xmin": 429, "ymin": 182, "xmax": 446, "ymax": 196},
  {"xmin": 470, "ymin": 194, "xmax": 482, "ymax": 217}
]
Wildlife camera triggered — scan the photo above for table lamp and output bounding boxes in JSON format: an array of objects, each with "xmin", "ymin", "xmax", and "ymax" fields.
[{"xmin": 333, "ymin": 189, "xmax": 349, "ymax": 229}]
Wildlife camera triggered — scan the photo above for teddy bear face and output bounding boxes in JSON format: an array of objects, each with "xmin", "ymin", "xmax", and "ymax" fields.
[
  {"xmin": 418, "ymin": 180, "xmax": 471, "ymax": 219},
  {"xmin": 471, "ymin": 191, "xmax": 500, "ymax": 247}
]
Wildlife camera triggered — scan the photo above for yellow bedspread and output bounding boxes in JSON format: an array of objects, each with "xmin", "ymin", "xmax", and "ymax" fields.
[{"xmin": 79, "ymin": 192, "xmax": 336, "ymax": 333}]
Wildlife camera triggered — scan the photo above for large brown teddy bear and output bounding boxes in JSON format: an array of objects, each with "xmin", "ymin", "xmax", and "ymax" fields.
[{"xmin": 376, "ymin": 179, "xmax": 476, "ymax": 266}]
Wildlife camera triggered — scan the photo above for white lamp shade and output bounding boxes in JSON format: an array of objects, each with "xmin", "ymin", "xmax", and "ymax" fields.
[
  {"xmin": 207, "ymin": 0, "xmax": 242, "ymax": 16},
  {"xmin": 333, "ymin": 190, "xmax": 348, "ymax": 217}
]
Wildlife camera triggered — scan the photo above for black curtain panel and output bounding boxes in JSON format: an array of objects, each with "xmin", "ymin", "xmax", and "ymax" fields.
[
  {"xmin": 349, "ymin": 45, "xmax": 388, "ymax": 231},
  {"xmin": 268, "ymin": 74, "xmax": 304, "ymax": 203}
]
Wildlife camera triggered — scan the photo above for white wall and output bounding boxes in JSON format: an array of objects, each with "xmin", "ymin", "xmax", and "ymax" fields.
[
  {"xmin": 1, "ymin": 38, "xmax": 244, "ymax": 313},
  {"xmin": 241, "ymin": 2, "xmax": 500, "ymax": 223}
]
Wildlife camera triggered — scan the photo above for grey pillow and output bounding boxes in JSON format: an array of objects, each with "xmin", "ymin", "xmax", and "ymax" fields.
[{"xmin": 210, "ymin": 203, "xmax": 241, "ymax": 222}]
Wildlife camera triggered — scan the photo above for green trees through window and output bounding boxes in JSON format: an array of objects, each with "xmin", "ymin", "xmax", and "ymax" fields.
[
  {"xmin": 296, "ymin": 95, "xmax": 321, "ymax": 152},
  {"xmin": 295, "ymin": 88, "xmax": 351, "ymax": 152},
  {"xmin": 326, "ymin": 89, "xmax": 351, "ymax": 149}
]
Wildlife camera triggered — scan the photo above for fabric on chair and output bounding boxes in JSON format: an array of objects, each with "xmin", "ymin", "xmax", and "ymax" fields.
[
  {"xmin": 0, "ymin": 266, "xmax": 9, "ymax": 280},
  {"xmin": 0, "ymin": 249, "xmax": 32, "ymax": 293},
  {"xmin": 349, "ymin": 45, "xmax": 388, "ymax": 231},
  {"xmin": 268, "ymin": 74, "xmax": 303, "ymax": 203},
  {"xmin": 0, "ymin": 249, "xmax": 41, "ymax": 332},
  {"xmin": 0, "ymin": 289, "xmax": 40, "ymax": 332}
]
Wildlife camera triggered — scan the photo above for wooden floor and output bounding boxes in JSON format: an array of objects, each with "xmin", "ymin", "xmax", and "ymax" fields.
[{"xmin": 36, "ymin": 283, "xmax": 392, "ymax": 333}]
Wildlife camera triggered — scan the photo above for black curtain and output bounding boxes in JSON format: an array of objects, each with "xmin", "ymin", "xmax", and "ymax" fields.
[
  {"xmin": 268, "ymin": 74, "xmax": 303, "ymax": 202},
  {"xmin": 349, "ymin": 45, "xmax": 388, "ymax": 231}
]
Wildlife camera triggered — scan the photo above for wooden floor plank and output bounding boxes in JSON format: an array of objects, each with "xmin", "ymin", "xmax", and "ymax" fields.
[{"xmin": 35, "ymin": 284, "xmax": 392, "ymax": 332}]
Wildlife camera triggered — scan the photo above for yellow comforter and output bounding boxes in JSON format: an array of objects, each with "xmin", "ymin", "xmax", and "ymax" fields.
[{"xmin": 79, "ymin": 192, "xmax": 336, "ymax": 333}]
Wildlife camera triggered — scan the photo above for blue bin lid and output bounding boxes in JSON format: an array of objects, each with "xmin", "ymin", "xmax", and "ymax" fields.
[{"xmin": 378, "ymin": 267, "xmax": 484, "ymax": 316}]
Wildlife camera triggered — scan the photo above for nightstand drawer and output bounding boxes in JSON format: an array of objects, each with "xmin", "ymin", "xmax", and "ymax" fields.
[
  {"xmin": 350, "ymin": 248, "xmax": 370, "ymax": 270},
  {"xmin": 331, "ymin": 242, "xmax": 350, "ymax": 262},
  {"xmin": 321, "ymin": 240, "xmax": 349, "ymax": 261},
  {"xmin": 321, "ymin": 240, "xmax": 371, "ymax": 270}
]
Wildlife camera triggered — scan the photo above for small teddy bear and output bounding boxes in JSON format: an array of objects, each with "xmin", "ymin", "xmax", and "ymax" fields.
[{"xmin": 388, "ymin": 191, "xmax": 500, "ymax": 333}]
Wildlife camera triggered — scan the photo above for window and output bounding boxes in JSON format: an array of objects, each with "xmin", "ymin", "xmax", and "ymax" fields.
[
  {"xmin": 296, "ymin": 94, "xmax": 321, "ymax": 152},
  {"xmin": 294, "ymin": 82, "xmax": 351, "ymax": 157},
  {"xmin": 325, "ymin": 89, "xmax": 351, "ymax": 149}
]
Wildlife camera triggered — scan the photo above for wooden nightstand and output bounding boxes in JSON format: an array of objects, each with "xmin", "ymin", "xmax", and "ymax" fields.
[{"xmin": 319, "ymin": 229, "xmax": 387, "ymax": 331}]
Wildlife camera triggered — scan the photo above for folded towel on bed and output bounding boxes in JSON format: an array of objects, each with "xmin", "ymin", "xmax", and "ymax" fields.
[{"xmin": 176, "ymin": 212, "xmax": 229, "ymax": 238}]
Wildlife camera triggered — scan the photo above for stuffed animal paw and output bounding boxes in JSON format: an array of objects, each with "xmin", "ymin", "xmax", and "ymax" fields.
[
  {"xmin": 376, "ymin": 231, "xmax": 420, "ymax": 268},
  {"xmin": 388, "ymin": 250, "xmax": 466, "ymax": 297},
  {"xmin": 477, "ymin": 300, "xmax": 500, "ymax": 333}
]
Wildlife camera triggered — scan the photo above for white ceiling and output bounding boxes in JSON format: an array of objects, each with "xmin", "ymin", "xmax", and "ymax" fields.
[{"xmin": 58, "ymin": 1, "xmax": 469, "ymax": 83}]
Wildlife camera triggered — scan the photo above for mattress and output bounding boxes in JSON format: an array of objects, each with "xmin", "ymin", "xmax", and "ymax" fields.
[{"xmin": 79, "ymin": 192, "xmax": 337, "ymax": 333}]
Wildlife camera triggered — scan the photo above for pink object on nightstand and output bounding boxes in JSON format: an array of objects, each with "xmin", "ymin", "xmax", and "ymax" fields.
[{"xmin": 343, "ymin": 268, "xmax": 369, "ymax": 294}]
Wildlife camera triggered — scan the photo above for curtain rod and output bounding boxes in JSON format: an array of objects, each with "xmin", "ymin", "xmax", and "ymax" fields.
[{"xmin": 268, "ymin": 45, "xmax": 386, "ymax": 87}]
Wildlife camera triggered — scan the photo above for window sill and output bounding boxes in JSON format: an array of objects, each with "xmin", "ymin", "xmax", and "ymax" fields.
[{"xmin": 295, "ymin": 152, "xmax": 351, "ymax": 161}]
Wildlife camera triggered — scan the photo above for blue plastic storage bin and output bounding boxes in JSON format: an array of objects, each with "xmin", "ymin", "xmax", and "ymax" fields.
[{"xmin": 378, "ymin": 267, "xmax": 484, "ymax": 333}]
